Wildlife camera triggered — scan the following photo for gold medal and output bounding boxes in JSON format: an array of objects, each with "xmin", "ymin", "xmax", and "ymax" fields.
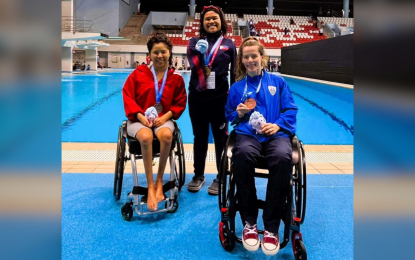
[{"xmin": 205, "ymin": 66, "xmax": 211, "ymax": 77}]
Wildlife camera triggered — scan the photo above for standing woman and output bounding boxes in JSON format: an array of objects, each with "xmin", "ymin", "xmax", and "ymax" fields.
[
  {"xmin": 187, "ymin": 5, "xmax": 236, "ymax": 194},
  {"xmin": 123, "ymin": 33, "xmax": 187, "ymax": 211}
]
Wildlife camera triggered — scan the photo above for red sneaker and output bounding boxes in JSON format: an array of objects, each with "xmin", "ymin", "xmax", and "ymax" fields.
[
  {"xmin": 242, "ymin": 223, "xmax": 260, "ymax": 251},
  {"xmin": 261, "ymin": 230, "xmax": 280, "ymax": 256}
]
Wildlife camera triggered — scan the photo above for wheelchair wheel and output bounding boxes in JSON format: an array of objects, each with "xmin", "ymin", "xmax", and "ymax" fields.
[
  {"xmin": 293, "ymin": 239, "xmax": 307, "ymax": 260},
  {"xmin": 300, "ymin": 141, "xmax": 307, "ymax": 224},
  {"xmin": 114, "ymin": 125, "xmax": 126, "ymax": 201},
  {"xmin": 293, "ymin": 139, "xmax": 307, "ymax": 223},
  {"xmin": 121, "ymin": 202, "xmax": 133, "ymax": 221},
  {"xmin": 219, "ymin": 221, "xmax": 235, "ymax": 252},
  {"xmin": 174, "ymin": 127, "xmax": 186, "ymax": 190},
  {"xmin": 167, "ymin": 200, "xmax": 179, "ymax": 213},
  {"xmin": 218, "ymin": 152, "xmax": 229, "ymax": 210}
]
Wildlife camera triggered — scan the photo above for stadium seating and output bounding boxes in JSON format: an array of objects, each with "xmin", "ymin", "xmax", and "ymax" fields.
[{"xmin": 167, "ymin": 14, "xmax": 353, "ymax": 49}]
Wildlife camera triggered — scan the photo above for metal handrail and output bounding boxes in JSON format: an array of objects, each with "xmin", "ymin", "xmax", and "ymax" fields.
[
  {"xmin": 332, "ymin": 10, "xmax": 342, "ymax": 18},
  {"xmin": 61, "ymin": 16, "xmax": 95, "ymax": 33}
]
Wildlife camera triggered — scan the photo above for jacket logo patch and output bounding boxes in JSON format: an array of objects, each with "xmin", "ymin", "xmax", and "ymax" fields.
[
  {"xmin": 220, "ymin": 45, "xmax": 229, "ymax": 50},
  {"xmin": 268, "ymin": 86, "xmax": 277, "ymax": 96}
]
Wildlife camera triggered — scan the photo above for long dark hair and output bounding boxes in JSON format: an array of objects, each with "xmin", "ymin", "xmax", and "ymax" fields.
[
  {"xmin": 147, "ymin": 32, "xmax": 173, "ymax": 65},
  {"xmin": 199, "ymin": 5, "xmax": 228, "ymax": 38}
]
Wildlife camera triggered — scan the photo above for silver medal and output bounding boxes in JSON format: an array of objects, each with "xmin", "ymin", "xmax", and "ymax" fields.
[{"xmin": 154, "ymin": 103, "xmax": 163, "ymax": 113}]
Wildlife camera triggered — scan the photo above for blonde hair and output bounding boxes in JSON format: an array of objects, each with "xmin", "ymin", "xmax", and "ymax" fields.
[{"xmin": 235, "ymin": 37, "xmax": 267, "ymax": 81}]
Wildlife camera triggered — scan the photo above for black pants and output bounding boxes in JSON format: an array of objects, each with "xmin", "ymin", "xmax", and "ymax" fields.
[
  {"xmin": 188, "ymin": 94, "xmax": 228, "ymax": 179},
  {"xmin": 232, "ymin": 134, "xmax": 292, "ymax": 233}
]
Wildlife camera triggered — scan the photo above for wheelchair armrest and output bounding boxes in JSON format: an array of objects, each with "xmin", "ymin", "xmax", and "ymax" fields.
[
  {"xmin": 172, "ymin": 119, "xmax": 178, "ymax": 136},
  {"xmin": 226, "ymin": 131, "xmax": 237, "ymax": 159},
  {"xmin": 291, "ymin": 135, "xmax": 299, "ymax": 165},
  {"xmin": 122, "ymin": 120, "xmax": 128, "ymax": 138}
]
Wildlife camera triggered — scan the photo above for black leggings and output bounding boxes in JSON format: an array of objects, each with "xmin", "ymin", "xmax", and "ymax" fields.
[{"xmin": 188, "ymin": 94, "xmax": 228, "ymax": 178}]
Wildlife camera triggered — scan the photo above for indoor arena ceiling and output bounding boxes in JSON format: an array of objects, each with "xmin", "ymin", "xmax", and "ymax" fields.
[{"xmin": 139, "ymin": 0, "xmax": 353, "ymax": 17}]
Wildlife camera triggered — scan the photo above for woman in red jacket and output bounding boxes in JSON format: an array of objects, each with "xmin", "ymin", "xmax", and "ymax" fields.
[{"xmin": 122, "ymin": 33, "xmax": 187, "ymax": 211}]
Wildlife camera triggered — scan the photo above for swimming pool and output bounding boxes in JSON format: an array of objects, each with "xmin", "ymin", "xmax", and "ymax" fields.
[{"xmin": 62, "ymin": 70, "xmax": 353, "ymax": 144}]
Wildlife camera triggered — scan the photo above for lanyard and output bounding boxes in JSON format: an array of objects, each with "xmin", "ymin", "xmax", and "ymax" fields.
[
  {"xmin": 151, "ymin": 66, "xmax": 169, "ymax": 103},
  {"xmin": 243, "ymin": 71, "xmax": 263, "ymax": 99},
  {"xmin": 204, "ymin": 36, "xmax": 223, "ymax": 68}
]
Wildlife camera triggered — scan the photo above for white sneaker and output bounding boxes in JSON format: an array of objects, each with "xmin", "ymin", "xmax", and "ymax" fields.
[
  {"xmin": 261, "ymin": 230, "xmax": 280, "ymax": 256},
  {"xmin": 242, "ymin": 223, "xmax": 260, "ymax": 251}
]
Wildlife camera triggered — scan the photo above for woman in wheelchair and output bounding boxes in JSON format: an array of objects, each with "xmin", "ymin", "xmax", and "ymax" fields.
[
  {"xmin": 224, "ymin": 37, "xmax": 298, "ymax": 255},
  {"xmin": 122, "ymin": 33, "xmax": 187, "ymax": 211}
]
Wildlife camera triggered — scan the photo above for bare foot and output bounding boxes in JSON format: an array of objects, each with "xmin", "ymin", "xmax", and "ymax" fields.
[
  {"xmin": 155, "ymin": 179, "xmax": 165, "ymax": 202},
  {"xmin": 147, "ymin": 186, "xmax": 158, "ymax": 211}
]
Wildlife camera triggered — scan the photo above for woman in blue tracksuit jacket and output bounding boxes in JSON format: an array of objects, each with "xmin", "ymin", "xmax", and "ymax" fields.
[{"xmin": 225, "ymin": 37, "xmax": 297, "ymax": 256}]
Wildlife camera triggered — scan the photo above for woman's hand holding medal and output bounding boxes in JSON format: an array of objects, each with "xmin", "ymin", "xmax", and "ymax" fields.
[
  {"xmin": 236, "ymin": 95, "xmax": 257, "ymax": 118},
  {"xmin": 236, "ymin": 103, "xmax": 252, "ymax": 118}
]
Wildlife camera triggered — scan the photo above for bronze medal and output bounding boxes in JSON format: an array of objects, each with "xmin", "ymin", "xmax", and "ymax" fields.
[
  {"xmin": 205, "ymin": 66, "xmax": 211, "ymax": 77},
  {"xmin": 244, "ymin": 98, "xmax": 257, "ymax": 109}
]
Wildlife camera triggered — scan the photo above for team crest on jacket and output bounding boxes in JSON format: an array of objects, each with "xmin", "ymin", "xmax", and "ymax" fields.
[
  {"xmin": 268, "ymin": 85, "xmax": 277, "ymax": 96},
  {"xmin": 220, "ymin": 45, "xmax": 229, "ymax": 50}
]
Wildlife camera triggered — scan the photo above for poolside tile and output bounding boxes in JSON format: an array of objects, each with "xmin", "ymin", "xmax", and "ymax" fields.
[
  {"xmin": 66, "ymin": 168, "xmax": 95, "ymax": 173},
  {"xmin": 317, "ymin": 170, "xmax": 344, "ymax": 174},
  {"xmin": 70, "ymin": 165, "xmax": 98, "ymax": 169},
  {"xmin": 96, "ymin": 164, "xmax": 116, "ymax": 169},
  {"xmin": 62, "ymin": 143, "xmax": 354, "ymax": 175},
  {"xmin": 313, "ymin": 165, "xmax": 338, "ymax": 170},
  {"xmin": 306, "ymin": 170, "xmax": 321, "ymax": 174},
  {"xmin": 77, "ymin": 161, "xmax": 103, "ymax": 165},
  {"xmin": 334, "ymin": 165, "xmax": 354, "ymax": 170}
]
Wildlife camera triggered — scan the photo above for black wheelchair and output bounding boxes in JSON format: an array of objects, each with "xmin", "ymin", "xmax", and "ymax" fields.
[
  {"xmin": 113, "ymin": 120, "xmax": 186, "ymax": 220},
  {"xmin": 218, "ymin": 131, "xmax": 307, "ymax": 259}
]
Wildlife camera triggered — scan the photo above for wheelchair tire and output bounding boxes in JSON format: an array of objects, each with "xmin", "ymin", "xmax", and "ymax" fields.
[
  {"xmin": 174, "ymin": 128, "xmax": 186, "ymax": 190},
  {"xmin": 218, "ymin": 152, "xmax": 228, "ymax": 210},
  {"xmin": 167, "ymin": 200, "xmax": 179, "ymax": 213},
  {"xmin": 294, "ymin": 141, "xmax": 303, "ymax": 222},
  {"xmin": 300, "ymin": 141, "xmax": 307, "ymax": 224},
  {"xmin": 121, "ymin": 203, "xmax": 133, "ymax": 221},
  {"xmin": 114, "ymin": 125, "xmax": 126, "ymax": 201},
  {"xmin": 293, "ymin": 239, "xmax": 307, "ymax": 260},
  {"xmin": 219, "ymin": 222, "xmax": 235, "ymax": 252}
]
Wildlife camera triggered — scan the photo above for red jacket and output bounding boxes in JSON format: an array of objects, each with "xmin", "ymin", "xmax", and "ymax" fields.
[{"xmin": 122, "ymin": 65, "xmax": 187, "ymax": 122}]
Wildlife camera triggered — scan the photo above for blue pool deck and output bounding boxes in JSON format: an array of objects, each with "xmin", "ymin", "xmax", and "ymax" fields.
[{"xmin": 61, "ymin": 70, "xmax": 353, "ymax": 260}]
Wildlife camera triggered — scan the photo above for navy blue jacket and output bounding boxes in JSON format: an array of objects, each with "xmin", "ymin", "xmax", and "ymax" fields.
[{"xmin": 187, "ymin": 32, "xmax": 236, "ymax": 99}]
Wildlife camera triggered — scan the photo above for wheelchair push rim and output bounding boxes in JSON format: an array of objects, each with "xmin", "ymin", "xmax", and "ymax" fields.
[
  {"xmin": 113, "ymin": 124, "xmax": 126, "ymax": 201},
  {"xmin": 174, "ymin": 126, "xmax": 186, "ymax": 190}
]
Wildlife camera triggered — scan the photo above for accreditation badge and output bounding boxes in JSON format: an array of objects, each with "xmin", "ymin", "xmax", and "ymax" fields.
[{"xmin": 207, "ymin": 71, "xmax": 215, "ymax": 89}]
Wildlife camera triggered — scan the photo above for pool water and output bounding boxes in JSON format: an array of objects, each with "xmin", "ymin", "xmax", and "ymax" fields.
[{"xmin": 62, "ymin": 71, "xmax": 353, "ymax": 145}]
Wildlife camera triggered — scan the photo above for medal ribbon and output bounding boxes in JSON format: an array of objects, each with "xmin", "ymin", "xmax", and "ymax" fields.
[
  {"xmin": 242, "ymin": 70, "xmax": 263, "ymax": 101},
  {"xmin": 151, "ymin": 66, "xmax": 169, "ymax": 103},
  {"xmin": 203, "ymin": 36, "xmax": 223, "ymax": 69}
]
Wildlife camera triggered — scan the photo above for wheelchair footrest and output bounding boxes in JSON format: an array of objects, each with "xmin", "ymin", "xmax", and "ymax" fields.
[
  {"xmin": 141, "ymin": 194, "xmax": 168, "ymax": 203},
  {"xmin": 131, "ymin": 181, "xmax": 176, "ymax": 195}
]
